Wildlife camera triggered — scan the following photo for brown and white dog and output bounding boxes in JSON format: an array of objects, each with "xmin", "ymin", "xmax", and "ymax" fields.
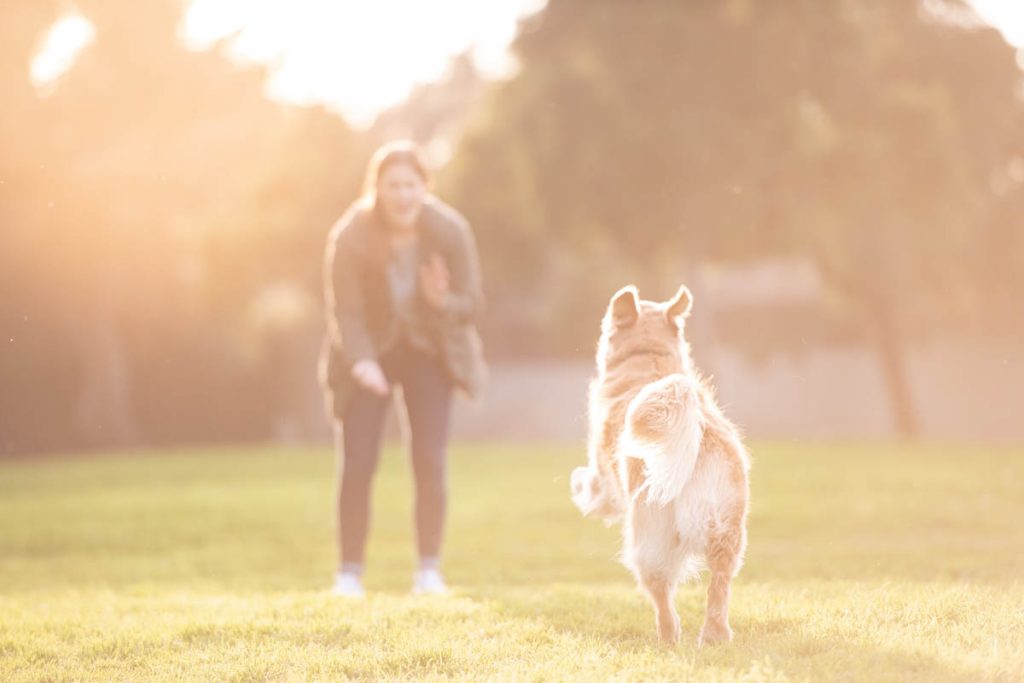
[{"xmin": 571, "ymin": 285, "xmax": 750, "ymax": 646}]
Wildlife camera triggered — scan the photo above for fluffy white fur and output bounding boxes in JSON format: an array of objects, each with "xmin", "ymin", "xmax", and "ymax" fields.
[
  {"xmin": 571, "ymin": 284, "xmax": 750, "ymax": 647},
  {"xmin": 622, "ymin": 373, "xmax": 704, "ymax": 508}
]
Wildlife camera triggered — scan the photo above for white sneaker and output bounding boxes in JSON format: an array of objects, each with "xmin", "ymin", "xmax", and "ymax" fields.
[
  {"xmin": 412, "ymin": 568, "xmax": 448, "ymax": 595},
  {"xmin": 331, "ymin": 572, "xmax": 365, "ymax": 598}
]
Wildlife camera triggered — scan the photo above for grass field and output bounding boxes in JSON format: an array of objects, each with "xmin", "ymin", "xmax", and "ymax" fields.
[{"xmin": 1, "ymin": 441, "xmax": 1022, "ymax": 682}]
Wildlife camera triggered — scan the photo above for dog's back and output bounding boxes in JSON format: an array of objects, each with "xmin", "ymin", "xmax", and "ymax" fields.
[{"xmin": 576, "ymin": 284, "xmax": 692, "ymax": 518}]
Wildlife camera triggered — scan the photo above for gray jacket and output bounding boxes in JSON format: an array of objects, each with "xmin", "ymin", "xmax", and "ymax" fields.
[{"xmin": 319, "ymin": 196, "xmax": 486, "ymax": 420}]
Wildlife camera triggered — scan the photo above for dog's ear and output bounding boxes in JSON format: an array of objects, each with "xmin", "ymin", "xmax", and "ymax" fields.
[
  {"xmin": 609, "ymin": 285, "xmax": 640, "ymax": 326},
  {"xmin": 666, "ymin": 285, "xmax": 693, "ymax": 321}
]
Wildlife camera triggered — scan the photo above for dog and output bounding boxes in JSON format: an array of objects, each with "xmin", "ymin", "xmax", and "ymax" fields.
[{"xmin": 570, "ymin": 284, "xmax": 750, "ymax": 646}]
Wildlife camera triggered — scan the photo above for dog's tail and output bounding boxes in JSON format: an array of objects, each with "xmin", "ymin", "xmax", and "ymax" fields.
[{"xmin": 622, "ymin": 373, "xmax": 704, "ymax": 507}]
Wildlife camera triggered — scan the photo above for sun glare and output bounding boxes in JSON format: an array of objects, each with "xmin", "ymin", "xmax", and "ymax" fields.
[
  {"xmin": 181, "ymin": 0, "xmax": 545, "ymax": 127},
  {"xmin": 969, "ymin": 0, "xmax": 1024, "ymax": 47},
  {"xmin": 30, "ymin": 14, "xmax": 96, "ymax": 91},
  {"xmin": 28, "ymin": 2, "xmax": 1021, "ymax": 121}
]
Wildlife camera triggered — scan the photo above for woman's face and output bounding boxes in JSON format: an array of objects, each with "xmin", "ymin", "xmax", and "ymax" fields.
[{"xmin": 376, "ymin": 162, "xmax": 427, "ymax": 230}]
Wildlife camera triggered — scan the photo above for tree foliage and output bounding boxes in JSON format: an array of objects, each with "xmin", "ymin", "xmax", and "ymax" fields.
[
  {"xmin": 446, "ymin": 0, "xmax": 1024, "ymax": 434},
  {"xmin": 0, "ymin": 0, "xmax": 365, "ymax": 452}
]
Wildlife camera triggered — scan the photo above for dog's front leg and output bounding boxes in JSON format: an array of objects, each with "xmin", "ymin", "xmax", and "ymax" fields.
[
  {"xmin": 572, "ymin": 455, "xmax": 626, "ymax": 523},
  {"xmin": 570, "ymin": 465, "xmax": 603, "ymax": 517}
]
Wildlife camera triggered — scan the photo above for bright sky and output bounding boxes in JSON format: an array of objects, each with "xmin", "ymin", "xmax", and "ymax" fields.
[
  {"xmin": 968, "ymin": 0, "xmax": 1024, "ymax": 46},
  {"xmin": 180, "ymin": 0, "xmax": 546, "ymax": 127},
  {"xmin": 29, "ymin": 1, "xmax": 1024, "ymax": 125}
]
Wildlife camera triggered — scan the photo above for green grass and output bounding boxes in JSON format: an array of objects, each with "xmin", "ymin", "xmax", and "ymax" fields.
[{"xmin": 1, "ymin": 441, "xmax": 1022, "ymax": 682}]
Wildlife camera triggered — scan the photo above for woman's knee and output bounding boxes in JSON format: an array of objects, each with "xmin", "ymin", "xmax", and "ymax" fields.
[
  {"xmin": 412, "ymin": 453, "xmax": 446, "ymax": 493},
  {"xmin": 342, "ymin": 450, "xmax": 380, "ymax": 482},
  {"xmin": 341, "ymin": 418, "xmax": 384, "ymax": 473}
]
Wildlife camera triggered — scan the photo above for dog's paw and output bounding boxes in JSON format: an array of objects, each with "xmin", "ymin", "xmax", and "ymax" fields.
[
  {"xmin": 696, "ymin": 620, "xmax": 733, "ymax": 648},
  {"xmin": 657, "ymin": 612, "xmax": 681, "ymax": 646},
  {"xmin": 572, "ymin": 466, "xmax": 626, "ymax": 523},
  {"xmin": 570, "ymin": 466, "xmax": 600, "ymax": 516}
]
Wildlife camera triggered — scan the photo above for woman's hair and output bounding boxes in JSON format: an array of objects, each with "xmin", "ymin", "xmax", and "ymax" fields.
[{"xmin": 362, "ymin": 140, "xmax": 432, "ymax": 206}]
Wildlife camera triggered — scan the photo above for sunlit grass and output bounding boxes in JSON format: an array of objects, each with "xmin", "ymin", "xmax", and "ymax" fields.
[{"xmin": 1, "ymin": 441, "xmax": 1022, "ymax": 681}]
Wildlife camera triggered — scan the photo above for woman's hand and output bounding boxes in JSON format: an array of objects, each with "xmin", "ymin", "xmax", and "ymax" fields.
[
  {"xmin": 419, "ymin": 254, "xmax": 450, "ymax": 310},
  {"xmin": 351, "ymin": 359, "xmax": 389, "ymax": 396}
]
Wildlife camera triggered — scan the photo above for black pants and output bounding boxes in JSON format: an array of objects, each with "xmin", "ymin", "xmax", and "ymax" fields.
[{"xmin": 335, "ymin": 342, "xmax": 453, "ymax": 570}]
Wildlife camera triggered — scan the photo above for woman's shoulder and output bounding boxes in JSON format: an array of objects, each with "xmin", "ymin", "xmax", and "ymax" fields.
[
  {"xmin": 328, "ymin": 199, "xmax": 375, "ymax": 245},
  {"xmin": 421, "ymin": 196, "xmax": 471, "ymax": 238}
]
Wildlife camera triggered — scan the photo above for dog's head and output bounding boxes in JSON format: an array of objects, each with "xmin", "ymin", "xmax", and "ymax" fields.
[{"xmin": 597, "ymin": 284, "xmax": 693, "ymax": 370}]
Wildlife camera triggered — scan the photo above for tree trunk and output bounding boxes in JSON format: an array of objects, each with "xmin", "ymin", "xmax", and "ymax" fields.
[
  {"xmin": 73, "ymin": 293, "xmax": 139, "ymax": 448},
  {"xmin": 869, "ymin": 303, "xmax": 919, "ymax": 439}
]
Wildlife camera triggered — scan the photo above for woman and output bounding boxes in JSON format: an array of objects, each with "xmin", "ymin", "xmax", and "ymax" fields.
[{"xmin": 320, "ymin": 141, "xmax": 485, "ymax": 597}]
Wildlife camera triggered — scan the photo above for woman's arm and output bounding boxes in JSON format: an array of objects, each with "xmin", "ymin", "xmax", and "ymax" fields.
[
  {"xmin": 324, "ymin": 221, "xmax": 376, "ymax": 366},
  {"xmin": 437, "ymin": 217, "xmax": 484, "ymax": 325}
]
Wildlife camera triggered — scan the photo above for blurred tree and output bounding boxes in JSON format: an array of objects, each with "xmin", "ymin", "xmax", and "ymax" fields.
[
  {"xmin": 446, "ymin": 0, "xmax": 1024, "ymax": 437},
  {"xmin": 372, "ymin": 52, "xmax": 485, "ymax": 160},
  {"xmin": 0, "ymin": 0, "xmax": 364, "ymax": 452},
  {"xmin": 0, "ymin": 0, "xmax": 70, "ymax": 453}
]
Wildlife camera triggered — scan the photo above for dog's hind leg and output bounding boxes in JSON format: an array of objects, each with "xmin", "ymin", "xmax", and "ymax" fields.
[
  {"xmin": 697, "ymin": 502, "xmax": 746, "ymax": 647},
  {"xmin": 624, "ymin": 496, "xmax": 686, "ymax": 645}
]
